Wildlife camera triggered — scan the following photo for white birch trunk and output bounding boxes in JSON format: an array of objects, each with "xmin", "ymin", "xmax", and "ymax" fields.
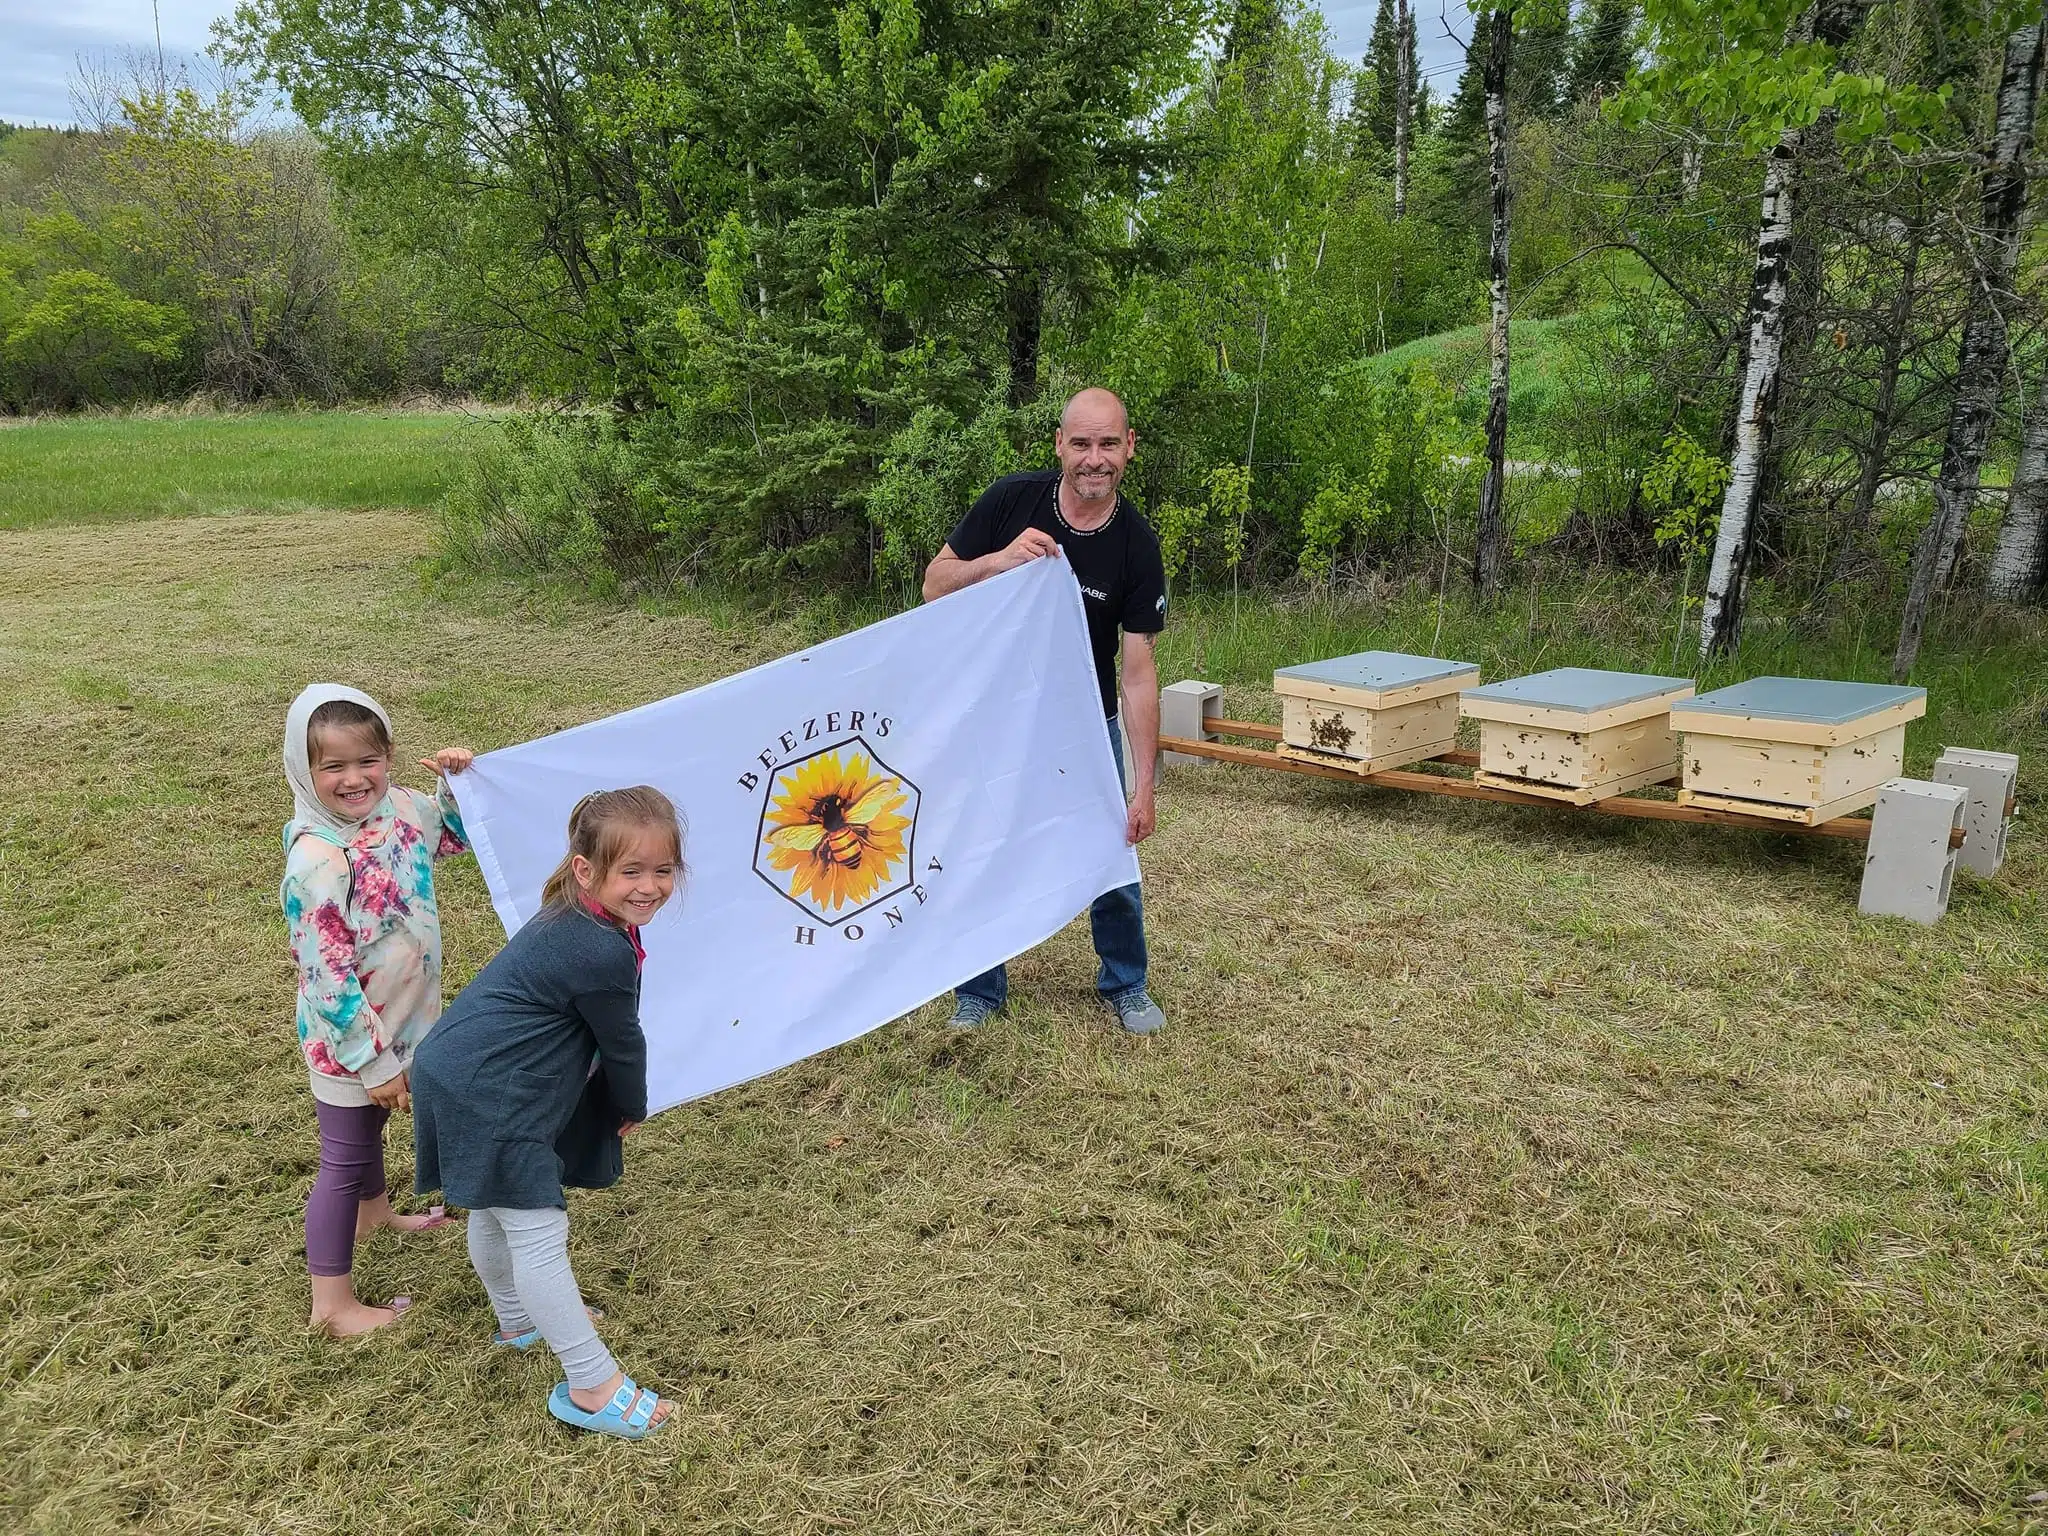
[
  {"xmin": 1988, "ymin": 365, "xmax": 2048, "ymax": 600},
  {"xmin": 1697, "ymin": 125, "xmax": 1801, "ymax": 658},
  {"xmin": 1894, "ymin": 19, "xmax": 2046, "ymax": 677},
  {"xmin": 1474, "ymin": 4, "xmax": 1513, "ymax": 595},
  {"xmin": 1680, "ymin": 137, "xmax": 1703, "ymax": 201},
  {"xmin": 1393, "ymin": 0, "xmax": 1412, "ymax": 220}
]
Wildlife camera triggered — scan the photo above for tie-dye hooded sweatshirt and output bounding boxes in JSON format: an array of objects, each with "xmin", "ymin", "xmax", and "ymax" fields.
[{"xmin": 281, "ymin": 783, "xmax": 469, "ymax": 1107}]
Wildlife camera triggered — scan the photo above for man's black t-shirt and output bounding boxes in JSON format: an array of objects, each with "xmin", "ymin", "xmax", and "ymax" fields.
[{"xmin": 947, "ymin": 470, "xmax": 1168, "ymax": 718}]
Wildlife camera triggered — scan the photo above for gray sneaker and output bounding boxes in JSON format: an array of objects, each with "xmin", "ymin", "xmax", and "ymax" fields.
[
  {"xmin": 1110, "ymin": 990, "xmax": 1166, "ymax": 1036},
  {"xmin": 948, "ymin": 995, "xmax": 996, "ymax": 1031}
]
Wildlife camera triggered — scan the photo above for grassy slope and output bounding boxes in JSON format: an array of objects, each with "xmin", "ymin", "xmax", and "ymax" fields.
[
  {"xmin": 1366, "ymin": 317, "xmax": 1571, "ymax": 380},
  {"xmin": 0, "ymin": 410, "xmax": 486, "ymax": 529},
  {"xmin": 1364, "ymin": 317, "xmax": 1575, "ymax": 459},
  {"xmin": 1, "ymin": 491, "xmax": 2044, "ymax": 1532}
]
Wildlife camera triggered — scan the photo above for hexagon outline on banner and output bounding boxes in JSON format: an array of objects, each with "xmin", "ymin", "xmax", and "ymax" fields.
[{"xmin": 751, "ymin": 734, "xmax": 923, "ymax": 927}]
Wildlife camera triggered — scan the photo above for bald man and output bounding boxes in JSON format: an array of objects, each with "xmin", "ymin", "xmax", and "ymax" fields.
[{"xmin": 921, "ymin": 387, "xmax": 1168, "ymax": 1036}]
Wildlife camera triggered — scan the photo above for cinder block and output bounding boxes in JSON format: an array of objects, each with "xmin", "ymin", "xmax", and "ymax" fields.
[
  {"xmin": 1859, "ymin": 778, "xmax": 1968, "ymax": 924},
  {"xmin": 1933, "ymin": 746, "xmax": 2019, "ymax": 878},
  {"xmin": 1160, "ymin": 680, "xmax": 1223, "ymax": 768}
]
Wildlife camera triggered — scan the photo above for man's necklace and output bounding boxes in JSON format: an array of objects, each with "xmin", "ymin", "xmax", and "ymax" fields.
[{"xmin": 1053, "ymin": 474, "xmax": 1116, "ymax": 537}]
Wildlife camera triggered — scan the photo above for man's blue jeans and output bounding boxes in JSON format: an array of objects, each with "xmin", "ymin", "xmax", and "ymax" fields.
[{"xmin": 957, "ymin": 716, "xmax": 1147, "ymax": 1009}]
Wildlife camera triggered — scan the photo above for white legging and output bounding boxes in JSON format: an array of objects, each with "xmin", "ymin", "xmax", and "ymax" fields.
[{"xmin": 467, "ymin": 1206, "xmax": 618, "ymax": 1390}]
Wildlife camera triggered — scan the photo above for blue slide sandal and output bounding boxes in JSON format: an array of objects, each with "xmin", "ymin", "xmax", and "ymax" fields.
[{"xmin": 547, "ymin": 1377, "xmax": 669, "ymax": 1439}]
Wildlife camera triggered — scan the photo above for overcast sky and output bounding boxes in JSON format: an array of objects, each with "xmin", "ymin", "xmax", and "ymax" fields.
[{"xmin": 0, "ymin": 0, "xmax": 1476, "ymax": 129}]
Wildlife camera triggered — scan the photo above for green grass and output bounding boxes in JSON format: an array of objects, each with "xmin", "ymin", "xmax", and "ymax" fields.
[
  {"xmin": 2, "ymin": 437, "xmax": 2047, "ymax": 1531},
  {"xmin": 1366, "ymin": 316, "xmax": 1570, "ymax": 380},
  {"xmin": 0, "ymin": 409, "xmax": 485, "ymax": 529},
  {"xmin": 4, "ymin": 499, "xmax": 2048, "ymax": 1531},
  {"xmin": 1364, "ymin": 316, "xmax": 1574, "ymax": 459}
]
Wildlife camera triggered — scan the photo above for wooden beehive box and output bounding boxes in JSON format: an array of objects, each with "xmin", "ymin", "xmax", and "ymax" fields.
[
  {"xmin": 1460, "ymin": 667, "xmax": 1694, "ymax": 804},
  {"xmin": 1672, "ymin": 677, "xmax": 1926, "ymax": 825},
  {"xmin": 1272, "ymin": 651, "xmax": 1479, "ymax": 775}
]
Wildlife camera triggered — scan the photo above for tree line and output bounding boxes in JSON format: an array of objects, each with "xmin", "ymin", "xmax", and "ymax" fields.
[
  {"xmin": 5, "ymin": 0, "xmax": 2044, "ymax": 667},
  {"xmin": 0, "ymin": 68, "xmax": 458, "ymax": 409}
]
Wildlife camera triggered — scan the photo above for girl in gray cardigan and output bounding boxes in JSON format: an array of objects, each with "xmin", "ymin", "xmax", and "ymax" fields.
[{"xmin": 413, "ymin": 786, "xmax": 684, "ymax": 1439}]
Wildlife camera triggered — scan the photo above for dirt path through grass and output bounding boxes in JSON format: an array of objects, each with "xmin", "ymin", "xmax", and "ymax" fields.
[{"xmin": 2, "ymin": 512, "xmax": 2043, "ymax": 1533}]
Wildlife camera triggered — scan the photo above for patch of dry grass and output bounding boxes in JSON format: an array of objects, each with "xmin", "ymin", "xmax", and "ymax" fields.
[{"xmin": 1, "ymin": 512, "xmax": 2044, "ymax": 1534}]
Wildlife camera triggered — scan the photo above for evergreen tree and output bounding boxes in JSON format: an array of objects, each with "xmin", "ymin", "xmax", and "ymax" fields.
[
  {"xmin": 1515, "ymin": 0, "xmax": 1572, "ymax": 118},
  {"xmin": 1440, "ymin": 0, "xmax": 1569, "ymax": 172},
  {"xmin": 1351, "ymin": 0, "xmax": 1420, "ymax": 161},
  {"xmin": 1442, "ymin": 15, "xmax": 1492, "ymax": 159},
  {"xmin": 1567, "ymin": 0, "xmax": 1636, "ymax": 104},
  {"xmin": 1223, "ymin": 0, "xmax": 1287, "ymax": 67},
  {"xmin": 1353, "ymin": 0, "xmax": 1402, "ymax": 156},
  {"xmin": 239, "ymin": 0, "xmax": 1210, "ymax": 573}
]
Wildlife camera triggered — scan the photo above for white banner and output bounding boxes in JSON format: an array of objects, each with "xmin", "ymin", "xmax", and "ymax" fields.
[{"xmin": 449, "ymin": 557, "xmax": 1138, "ymax": 1114}]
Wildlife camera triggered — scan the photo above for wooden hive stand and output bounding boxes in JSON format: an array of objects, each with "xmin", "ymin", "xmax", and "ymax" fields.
[
  {"xmin": 1272, "ymin": 651, "xmax": 1480, "ymax": 776},
  {"xmin": 1672, "ymin": 677, "xmax": 1926, "ymax": 827},
  {"xmin": 1459, "ymin": 667, "xmax": 1695, "ymax": 806}
]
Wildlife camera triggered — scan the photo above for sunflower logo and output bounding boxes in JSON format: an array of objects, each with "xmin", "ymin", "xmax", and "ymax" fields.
[{"xmin": 755, "ymin": 740, "xmax": 920, "ymax": 923}]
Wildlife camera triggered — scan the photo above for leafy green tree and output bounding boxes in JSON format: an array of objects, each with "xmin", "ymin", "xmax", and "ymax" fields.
[
  {"xmin": 237, "ymin": 0, "xmax": 1211, "ymax": 577},
  {"xmin": 1062, "ymin": 4, "xmax": 1478, "ymax": 580},
  {"xmin": 0, "ymin": 84, "xmax": 443, "ymax": 407},
  {"xmin": 1629, "ymin": 0, "xmax": 1959, "ymax": 656},
  {"xmin": 2, "ymin": 269, "xmax": 186, "ymax": 407},
  {"xmin": 100, "ymin": 86, "xmax": 354, "ymax": 400},
  {"xmin": 1296, "ymin": 366, "xmax": 1470, "ymax": 579}
]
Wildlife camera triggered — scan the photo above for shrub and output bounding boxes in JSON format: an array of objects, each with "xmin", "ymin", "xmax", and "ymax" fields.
[
  {"xmin": 2, "ymin": 270, "xmax": 186, "ymax": 409},
  {"xmin": 867, "ymin": 386, "xmax": 1057, "ymax": 589},
  {"xmin": 438, "ymin": 414, "xmax": 665, "ymax": 591}
]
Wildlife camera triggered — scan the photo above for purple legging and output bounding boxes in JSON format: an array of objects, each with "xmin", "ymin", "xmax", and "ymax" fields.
[{"xmin": 305, "ymin": 1101, "xmax": 390, "ymax": 1277}]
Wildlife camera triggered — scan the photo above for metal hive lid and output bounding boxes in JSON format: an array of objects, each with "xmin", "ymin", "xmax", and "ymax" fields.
[
  {"xmin": 1679, "ymin": 676, "xmax": 1925, "ymax": 725},
  {"xmin": 1273, "ymin": 650, "xmax": 1477, "ymax": 692},
  {"xmin": 1460, "ymin": 666, "xmax": 1693, "ymax": 713}
]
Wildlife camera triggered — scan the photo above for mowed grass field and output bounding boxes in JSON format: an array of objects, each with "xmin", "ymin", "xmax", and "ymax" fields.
[
  {"xmin": 0, "ymin": 409, "xmax": 484, "ymax": 529},
  {"xmin": 2, "ymin": 419, "xmax": 2046, "ymax": 1533}
]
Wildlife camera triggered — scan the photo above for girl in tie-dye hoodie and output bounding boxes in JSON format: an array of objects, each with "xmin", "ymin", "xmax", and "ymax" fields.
[{"xmin": 281, "ymin": 682, "xmax": 474, "ymax": 1337}]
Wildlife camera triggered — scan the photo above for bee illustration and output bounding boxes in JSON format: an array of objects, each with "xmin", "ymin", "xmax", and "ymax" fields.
[{"xmin": 768, "ymin": 777, "xmax": 900, "ymax": 870}]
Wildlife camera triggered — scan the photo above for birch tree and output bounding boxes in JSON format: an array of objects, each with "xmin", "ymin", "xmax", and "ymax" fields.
[
  {"xmin": 1697, "ymin": 0, "xmax": 1872, "ymax": 655},
  {"xmin": 1630, "ymin": 0, "xmax": 1937, "ymax": 657},
  {"xmin": 1986, "ymin": 365, "xmax": 2048, "ymax": 601},
  {"xmin": 1394, "ymin": 0, "xmax": 1413, "ymax": 217},
  {"xmin": 1474, "ymin": 0, "xmax": 1515, "ymax": 596},
  {"xmin": 1695, "ymin": 121, "xmax": 1802, "ymax": 654},
  {"xmin": 1357, "ymin": 0, "xmax": 1417, "ymax": 209},
  {"xmin": 1893, "ymin": 17, "xmax": 2047, "ymax": 677}
]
